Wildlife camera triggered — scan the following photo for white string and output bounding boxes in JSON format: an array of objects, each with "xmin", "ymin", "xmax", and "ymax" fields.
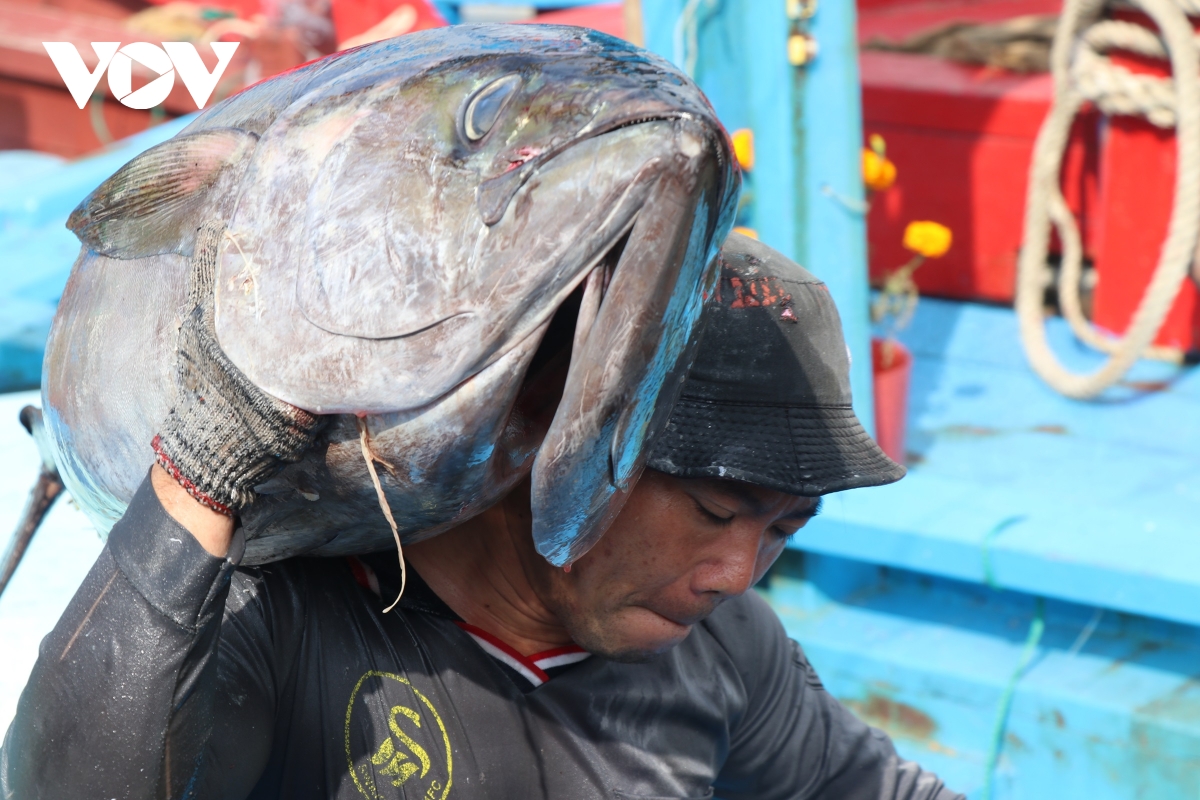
[
  {"xmin": 357, "ymin": 417, "xmax": 406, "ymax": 612},
  {"xmin": 1067, "ymin": 608, "xmax": 1104, "ymax": 656},
  {"xmin": 222, "ymin": 229, "xmax": 260, "ymax": 319}
]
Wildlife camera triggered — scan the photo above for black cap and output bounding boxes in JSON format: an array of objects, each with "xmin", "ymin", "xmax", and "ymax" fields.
[{"xmin": 647, "ymin": 232, "xmax": 905, "ymax": 497}]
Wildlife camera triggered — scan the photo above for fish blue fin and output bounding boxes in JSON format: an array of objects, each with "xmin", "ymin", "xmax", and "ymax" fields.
[{"xmin": 67, "ymin": 128, "xmax": 258, "ymax": 259}]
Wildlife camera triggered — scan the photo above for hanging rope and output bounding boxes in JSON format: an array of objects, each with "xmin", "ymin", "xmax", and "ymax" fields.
[{"xmin": 1016, "ymin": 0, "xmax": 1200, "ymax": 397}]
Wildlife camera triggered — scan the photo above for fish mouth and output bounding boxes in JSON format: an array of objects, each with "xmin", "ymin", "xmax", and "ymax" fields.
[
  {"xmin": 506, "ymin": 227, "xmax": 633, "ymax": 433},
  {"xmin": 476, "ymin": 112, "xmax": 717, "ymax": 226},
  {"xmin": 526, "ymin": 114, "xmax": 738, "ymax": 566},
  {"xmin": 566, "ymin": 225, "xmax": 631, "ymax": 356}
]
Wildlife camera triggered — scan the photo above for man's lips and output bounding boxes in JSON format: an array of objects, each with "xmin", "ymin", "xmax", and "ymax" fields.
[{"xmin": 639, "ymin": 603, "xmax": 718, "ymax": 629}]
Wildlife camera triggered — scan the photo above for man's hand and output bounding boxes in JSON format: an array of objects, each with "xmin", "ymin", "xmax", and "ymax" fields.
[{"xmin": 152, "ymin": 220, "xmax": 323, "ymax": 545}]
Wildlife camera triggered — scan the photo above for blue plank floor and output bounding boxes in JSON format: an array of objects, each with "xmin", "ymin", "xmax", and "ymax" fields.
[
  {"xmin": 794, "ymin": 298, "xmax": 1200, "ymax": 627},
  {"xmin": 763, "ymin": 551, "xmax": 1200, "ymax": 800},
  {"xmin": 0, "ymin": 390, "xmax": 103, "ymax": 732}
]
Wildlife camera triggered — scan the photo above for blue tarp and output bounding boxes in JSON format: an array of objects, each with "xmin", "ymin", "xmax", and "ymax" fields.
[{"xmin": 0, "ymin": 117, "xmax": 193, "ymax": 392}]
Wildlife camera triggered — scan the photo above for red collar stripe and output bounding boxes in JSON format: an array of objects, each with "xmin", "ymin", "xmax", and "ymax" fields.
[
  {"xmin": 346, "ymin": 562, "xmax": 591, "ymax": 685},
  {"xmin": 346, "ymin": 557, "xmax": 381, "ymax": 599},
  {"xmin": 532, "ymin": 649, "xmax": 591, "ymax": 671},
  {"xmin": 456, "ymin": 622, "xmax": 551, "ymax": 686},
  {"xmin": 454, "ymin": 622, "xmax": 592, "ymax": 688}
]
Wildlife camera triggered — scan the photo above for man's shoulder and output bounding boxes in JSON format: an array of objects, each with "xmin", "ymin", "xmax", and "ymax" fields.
[
  {"xmin": 225, "ymin": 554, "xmax": 458, "ymax": 629},
  {"xmin": 224, "ymin": 555, "xmax": 359, "ymax": 617}
]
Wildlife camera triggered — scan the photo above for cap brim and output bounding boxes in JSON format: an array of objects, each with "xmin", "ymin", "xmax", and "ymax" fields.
[{"xmin": 645, "ymin": 398, "xmax": 906, "ymax": 497}]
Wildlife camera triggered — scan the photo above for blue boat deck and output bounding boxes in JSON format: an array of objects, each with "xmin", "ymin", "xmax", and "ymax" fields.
[
  {"xmin": 797, "ymin": 297, "xmax": 1200, "ymax": 627},
  {"xmin": 771, "ymin": 297, "xmax": 1200, "ymax": 798}
]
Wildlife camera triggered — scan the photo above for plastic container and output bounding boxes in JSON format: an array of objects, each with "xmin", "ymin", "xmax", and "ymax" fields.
[{"xmin": 872, "ymin": 337, "xmax": 912, "ymax": 464}]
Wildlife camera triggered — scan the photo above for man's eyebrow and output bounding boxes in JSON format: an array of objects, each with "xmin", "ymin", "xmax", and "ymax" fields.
[
  {"xmin": 707, "ymin": 480, "xmax": 768, "ymax": 513},
  {"xmin": 782, "ymin": 497, "xmax": 822, "ymax": 521},
  {"xmin": 708, "ymin": 481, "xmax": 823, "ymax": 520}
]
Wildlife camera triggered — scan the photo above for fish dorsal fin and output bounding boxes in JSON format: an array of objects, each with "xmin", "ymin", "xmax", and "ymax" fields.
[{"xmin": 68, "ymin": 128, "xmax": 258, "ymax": 259}]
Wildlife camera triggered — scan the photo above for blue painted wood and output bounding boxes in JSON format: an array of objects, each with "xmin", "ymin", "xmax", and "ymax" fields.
[
  {"xmin": 763, "ymin": 551, "xmax": 1200, "ymax": 799},
  {"xmin": 640, "ymin": 0, "xmax": 875, "ymax": 431},
  {"xmin": 795, "ymin": 0, "xmax": 875, "ymax": 433},
  {"xmin": 794, "ymin": 297, "xmax": 1200, "ymax": 627}
]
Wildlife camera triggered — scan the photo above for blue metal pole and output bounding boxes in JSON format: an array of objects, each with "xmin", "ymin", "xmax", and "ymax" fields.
[
  {"xmin": 639, "ymin": 0, "xmax": 875, "ymax": 432},
  {"xmin": 796, "ymin": 0, "xmax": 874, "ymax": 432}
]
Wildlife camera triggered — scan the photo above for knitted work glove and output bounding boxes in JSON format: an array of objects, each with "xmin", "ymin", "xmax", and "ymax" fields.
[{"xmin": 153, "ymin": 220, "xmax": 322, "ymax": 516}]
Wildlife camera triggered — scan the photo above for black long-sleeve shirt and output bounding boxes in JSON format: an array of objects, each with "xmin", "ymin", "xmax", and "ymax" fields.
[{"xmin": 2, "ymin": 476, "xmax": 962, "ymax": 800}]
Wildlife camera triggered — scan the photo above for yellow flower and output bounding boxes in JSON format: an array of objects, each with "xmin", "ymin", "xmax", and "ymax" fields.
[
  {"xmin": 862, "ymin": 148, "xmax": 896, "ymax": 192},
  {"xmin": 903, "ymin": 221, "xmax": 953, "ymax": 258},
  {"xmin": 732, "ymin": 129, "xmax": 754, "ymax": 172}
]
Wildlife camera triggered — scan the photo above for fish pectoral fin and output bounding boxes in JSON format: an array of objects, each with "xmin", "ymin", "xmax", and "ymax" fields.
[{"xmin": 68, "ymin": 127, "xmax": 258, "ymax": 259}]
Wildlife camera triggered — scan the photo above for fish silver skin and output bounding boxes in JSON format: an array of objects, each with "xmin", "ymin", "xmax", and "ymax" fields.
[{"xmin": 43, "ymin": 24, "xmax": 739, "ymax": 566}]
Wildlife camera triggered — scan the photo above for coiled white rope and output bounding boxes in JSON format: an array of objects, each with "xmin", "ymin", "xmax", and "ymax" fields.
[{"xmin": 1016, "ymin": 0, "xmax": 1200, "ymax": 397}]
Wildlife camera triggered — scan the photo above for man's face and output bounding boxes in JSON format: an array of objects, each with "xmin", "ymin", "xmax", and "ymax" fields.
[{"xmin": 537, "ymin": 470, "xmax": 820, "ymax": 662}]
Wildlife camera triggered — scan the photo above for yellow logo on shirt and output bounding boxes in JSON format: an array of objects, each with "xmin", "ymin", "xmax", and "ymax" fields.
[{"xmin": 345, "ymin": 671, "xmax": 453, "ymax": 799}]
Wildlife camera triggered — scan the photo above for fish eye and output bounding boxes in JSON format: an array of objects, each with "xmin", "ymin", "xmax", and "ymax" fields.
[{"xmin": 464, "ymin": 74, "xmax": 521, "ymax": 142}]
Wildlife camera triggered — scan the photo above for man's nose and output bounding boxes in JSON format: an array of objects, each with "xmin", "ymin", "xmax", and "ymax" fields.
[{"xmin": 691, "ymin": 527, "xmax": 761, "ymax": 598}]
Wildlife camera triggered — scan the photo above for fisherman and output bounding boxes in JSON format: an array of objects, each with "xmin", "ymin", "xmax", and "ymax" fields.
[{"xmin": 1, "ymin": 233, "xmax": 962, "ymax": 799}]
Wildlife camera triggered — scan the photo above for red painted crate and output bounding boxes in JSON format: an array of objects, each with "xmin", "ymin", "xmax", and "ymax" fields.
[
  {"xmin": 862, "ymin": 51, "xmax": 1098, "ymax": 303},
  {"xmin": 860, "ymin": 0, "xmax": 1200, "ymax": 352},
  {"xmin": 861, "ymin": 52, "xmax": 1099, "ymax": 303}
]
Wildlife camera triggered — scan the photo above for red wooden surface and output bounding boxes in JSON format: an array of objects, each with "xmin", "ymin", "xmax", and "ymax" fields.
[
  {"xmin": 329, "ymin": 0, "xmax": 444, "ymax": 48},
  {"xmin": 0, "ymin": 0, "xmax": 322, "ymax": 155},
  {"xmin": 0, "ymin": 1, "xmax": 176, "ymax": 153},
  {"xmin": 860, "ymin": 0, "xmax": 1200, "ymax": 350},
  {"xmin": 525, "ymin": 4, "xmax": 624, "ymax": 37},
  {"xmin": 1089, "ymin": 15, "xmax": 1200, "ymax": 351},
  {"xmin": 1089, "ymin": 9, "xmax": 1200, "ymax": 352},
  {"xmin": 857, "ymin": 0, "xmax": 1090, "ymax": 303},
  {"xmin": 858, "ymin": 0, "xmax": 1060, "ymax": 44},
  {"xmin": 1090, "ymin": 113, "xmax": 1200, "ymax": 351},
  {"xmin": 6, "ymin": 0, "xmax": 145, "ymax": 21},
  {"xmin": 0, "ymin": 74, "xmax": 160, "ymax": 155},
  {"xmin": 861, "ymin": 51, "xmax": 1099, "ymax": 303},
  {"xmin": 0, "ymin": 1, "xmax": 239, "ymax": 109}
]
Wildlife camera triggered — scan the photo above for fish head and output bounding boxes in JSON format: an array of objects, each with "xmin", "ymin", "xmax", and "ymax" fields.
[
  {"xmin": 211, "ymin": 26, "xmax": 737, "ymax": 564},
  {"xmin": 52, "ymin": 26, "xmax": 739, "ymax": 566},
  {"xmin": 447, "ymin": 32, "xmax": 743, "ymax": 566}
]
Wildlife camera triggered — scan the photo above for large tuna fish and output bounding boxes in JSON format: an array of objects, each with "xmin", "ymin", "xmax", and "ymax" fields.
[{"xmin": 40, "ymin": 24, "xmax": 739, "ymax": 567}]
